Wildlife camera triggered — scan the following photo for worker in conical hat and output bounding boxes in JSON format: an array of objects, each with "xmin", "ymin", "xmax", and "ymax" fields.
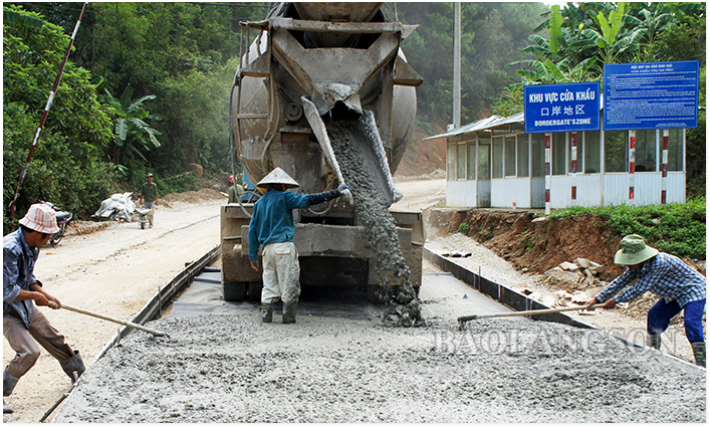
[
  {"xmin": 587, "ymin": 234, "xmax": 706, "ymax": 367},
  {"xmin": 248, "ymin": 167, "xmax": 350, "ymax": 324},
  {"xmin": 3, "ymin": 204, "xmax": 85, "ymax": 414}
]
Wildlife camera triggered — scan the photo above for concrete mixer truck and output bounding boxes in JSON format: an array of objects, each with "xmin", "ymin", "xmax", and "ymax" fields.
[{"xmin": 220, "ymin": 2, "xmax": 424, "ymax": 303}]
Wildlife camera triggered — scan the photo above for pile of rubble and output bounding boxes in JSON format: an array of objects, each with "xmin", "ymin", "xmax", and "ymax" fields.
[
  {"xmin": 519, "ymin": 257, "xmax": 614, "ymax": 312},
  {"xmin": 542, "ymin": 257, "xmax": 608, "ymax": 291}
]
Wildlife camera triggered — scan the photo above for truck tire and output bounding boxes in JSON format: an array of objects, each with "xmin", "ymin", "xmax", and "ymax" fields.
[
  {"xmin": 223, "ymin": 281, "xmax": 247, "ymax": 302},
  {"xmin": 248, "ymin": 282, "xmax": 263, "ymax": 302}
]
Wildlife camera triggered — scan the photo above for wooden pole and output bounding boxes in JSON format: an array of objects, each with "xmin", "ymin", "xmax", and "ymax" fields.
[
  {"xmin": 458, "ymin": 303, "xmax": 605, "ymax": 326},
  {"xmin": 49, "ymin": 302, "xmax": 167, "ymax": 337}
]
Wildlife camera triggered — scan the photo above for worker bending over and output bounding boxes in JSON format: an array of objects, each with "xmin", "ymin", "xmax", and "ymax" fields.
[
  {"xmin": 587, "ymin": 234, "xmax": 706, "ymax": 367},
  {"xmin": 249, "ymin": 168, "xmax": 348, "ymax": 324},
  {"xmin": 3, "ymin": 204, "xmax": 85, "ymax": 414}
]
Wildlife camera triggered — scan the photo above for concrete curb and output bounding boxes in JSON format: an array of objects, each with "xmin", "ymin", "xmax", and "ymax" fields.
[{"xmin": 423, "ymin": 247, "xmax": 703, "ymax": 371}]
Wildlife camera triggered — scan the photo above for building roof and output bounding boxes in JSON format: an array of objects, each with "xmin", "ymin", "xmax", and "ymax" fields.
[
  {"xmin": 424, "ymin": 112, "xmax": 524, "ymax": 141},
  {"xmin": 425, "ymin": 92, "xmax": 704, "ymax": 142}
]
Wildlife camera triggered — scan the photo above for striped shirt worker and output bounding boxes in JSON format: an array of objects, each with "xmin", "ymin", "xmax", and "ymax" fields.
[{"xmin": 595, "ymin": 253, "xmax": 706, "ymax": 307}]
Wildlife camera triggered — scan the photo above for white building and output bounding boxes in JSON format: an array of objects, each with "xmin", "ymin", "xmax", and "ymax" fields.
[{"xmin": 427, "ymin": 112, "xmax": 687, "ymax": 209}]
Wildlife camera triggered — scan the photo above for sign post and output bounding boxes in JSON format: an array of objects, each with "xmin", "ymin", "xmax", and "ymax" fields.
[
  {"xmin": 604, "ymin": 61, "xmax": 700, "ymax": 131},
  {"xmin": 524, "ymin": 82, "xmax": 601, "ymax": 134},
  {"xmin": 525, "ymin": 82, "xmax": 600, "ymax": 213},
  {"xmin": 605, "ymin": 60, "xmax": 699, "ymax": 204}
]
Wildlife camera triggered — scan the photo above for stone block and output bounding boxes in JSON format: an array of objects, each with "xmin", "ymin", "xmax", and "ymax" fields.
[
  {"xmin": 559, "ymin": 261, "xmax": 579, "ymax": 272},
  {"xmin": 574, "ymin": 258, "xmax": 591, "ymax": 269}
]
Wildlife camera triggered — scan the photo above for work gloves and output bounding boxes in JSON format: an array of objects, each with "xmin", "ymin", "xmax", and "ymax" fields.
[{"xmin": 337, "ymin": 183, "xmax": 351, "ymax": 195}]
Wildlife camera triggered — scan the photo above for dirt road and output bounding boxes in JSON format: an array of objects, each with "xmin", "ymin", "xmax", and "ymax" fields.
[
  {"xmin": 391, "ymin": 178, "xmax": 446, "ymax": 212},
  {"xmin": 3, "ymin": 193, "xmax": 226, "ymax": 422}
]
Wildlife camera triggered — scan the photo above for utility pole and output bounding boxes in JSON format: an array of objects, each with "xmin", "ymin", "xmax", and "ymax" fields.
[{"xmin": 453, "ymin": 2, "xmax": 461, "ymax": 130}]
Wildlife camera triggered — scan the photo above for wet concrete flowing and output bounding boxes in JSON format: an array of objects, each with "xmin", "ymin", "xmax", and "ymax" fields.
[
  {"xmin": 327, "ymin": 116, "xmax": 423, "ymax": 327},
  {"xmin": 55, "ymin": 314, "xmax": 705, "ymax": 422}
]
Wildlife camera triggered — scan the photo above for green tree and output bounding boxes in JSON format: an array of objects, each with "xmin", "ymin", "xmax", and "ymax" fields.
[
  {"xmin": 399, "ymin": 2, "xmax": 548, "ymax": 124},
  {"xmin": 3, "ymin": 5, "xmax": 117, "ymax": 233},
  {"xmin": 153, "ymin": 57, "xmax": 237, "ymax": 174},
  {"xmin": 101, "ymin": 86, "xmax": 162, "ymax": 167}
]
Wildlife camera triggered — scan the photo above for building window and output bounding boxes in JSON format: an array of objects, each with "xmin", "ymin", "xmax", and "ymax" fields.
[
  {"xmin": 531, "ymin": 133, "xmax": 545, "ymax": 177},
  {"xmin": 457, "ymin": 143, "xmax": 466, "ymax": 180},
  {"xmin": 635, "ymin": 130, "xmax": 657, "ymax": 172},
  {"xmin": 584, "ymin": 131, "xmax": 601, "ymax": 173},
  {"xmin": 467, "ymin": 142, "xmax": 477, "ymax": 180},
  {"xmin": 552, "ymin": 133, "xmax": 566, "ymax": 175},
  {"xmin": 478, "ymin": 142, "xmax": 491, "ymax": 180},
  {"xmin": 605, "ymin": 130, "xmax": 628, "ymax": 173},
  {"xmin": 505, "ymin": 136, "xmax": 516, "ymax": 177},
  {"xmin": 447, "ymin": 144, "xmax": 456, "ymax": 181},
  {"xmin": 667, "ymin": 129, "xmax": 683, "ymax": 172},
  {"xmin": 492, "ymin": 137, "xmax": 503, "ymax": 179},
  {"xmin": 517, "ymin": 135, "xmax": 529, "ymax": 177}
]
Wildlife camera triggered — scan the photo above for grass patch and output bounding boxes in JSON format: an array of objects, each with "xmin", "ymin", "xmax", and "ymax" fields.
[
  {"xmin": 550, "ymin": 197, "xmax": 706, "ymax": 259},
  {"xmin": 518, "ymin": 231, "xmax": 537, "ymax": 252}
]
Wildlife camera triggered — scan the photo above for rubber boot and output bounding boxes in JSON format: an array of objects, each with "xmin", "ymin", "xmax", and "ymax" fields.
[
  {"xmin": 691, "ymin": 342, "xmax": 706, "ymax": 367},
  {"xmin": 3, "ymin": 369, "xmax": 18, "ymax": 398},
  {"xmin": 3, "ymin": 399, "xmax": 12, "ymax": 414},
  {"xmin": 646, "ymin": 334, "xmax": 661, "ymax": 350},
  {"xmin": 282, "ymin": 302, "xmax": 298, "ymax": 324},
  {"xmin": 260, "ymin": 303, "xmax": 273, "ymax": 323},
  {"xmin": 59, "ymin": 351, "xmax": 85, "ymax": 383}
]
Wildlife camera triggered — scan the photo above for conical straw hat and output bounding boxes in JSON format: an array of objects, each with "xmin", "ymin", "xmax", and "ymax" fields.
[{"xmin": 256, "ymin": 167, "xmax": 300, "ymax": 190}]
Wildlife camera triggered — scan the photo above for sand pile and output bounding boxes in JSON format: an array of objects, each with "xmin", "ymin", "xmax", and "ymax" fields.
[
  {"xmin": 55, "ymin": 314, "xmax": 705, "ymax": 422},
  {"xmin": 161, "ymin": 188, "xmax": 224, "ymax": 204}
]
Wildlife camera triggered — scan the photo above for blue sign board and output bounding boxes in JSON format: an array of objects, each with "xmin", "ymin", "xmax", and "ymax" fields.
[
  {"xmin": 524, "ymin": 82, "xmax": 600, "ymax": 134},
  {"xmin": 603, "ymin": 61, "xmax": 699, "ymax": 131}
]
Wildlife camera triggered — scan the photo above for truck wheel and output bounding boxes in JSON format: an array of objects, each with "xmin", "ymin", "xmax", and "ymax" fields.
[
  {"xmin": 248, "ymin": 282, "xmax": 263, "ymax": 302},
  {"xmin": 223, "ymin": 281, "xmax": 247, "ymax": 302}
]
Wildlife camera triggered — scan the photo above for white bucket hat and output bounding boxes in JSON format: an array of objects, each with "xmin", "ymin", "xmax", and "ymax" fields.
[
  {"xmin": 256, "ymin": 167, "xmax": 300, "ymax": 190},
  {"xmin": 19, "ymin": 203, "xmax": 60, "ymax": 234},
  {"xmin": 614, "ymin": 234, "xmax": 659, "ymax": 266}
]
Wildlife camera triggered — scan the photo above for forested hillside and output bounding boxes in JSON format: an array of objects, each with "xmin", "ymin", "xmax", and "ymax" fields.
[
  {"xmin": 398, "ymin": 2, "xmax": 549, "ymax": 124},
  {"xmin": 4, "ymin": 2, "xmax": 705, "ymax": 233},
  {"xmin": 3, "ymin": 2, "xmax": 550, "ymax": 231}
]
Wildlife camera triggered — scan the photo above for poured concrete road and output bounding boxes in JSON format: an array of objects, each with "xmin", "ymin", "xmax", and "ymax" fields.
[
  {"xmin": 55, "ymin": 260, "xmax": 705, "ymax": 422},
  {"xmin": 168, "ymin": 261, "xmax": 517, "ymax": 324}
]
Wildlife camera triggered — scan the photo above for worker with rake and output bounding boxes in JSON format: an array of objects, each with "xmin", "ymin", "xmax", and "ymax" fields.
[
  {"xmin": 3, "ymin": 204, "xmax": 85, "ymax": 414},
  {"xmin": 249, "ymin": 168, "xmax": 349, "ymax": 324},
  {"xmin": 587, "ymin": 234, "xmax": 706, "ymax": 367}
]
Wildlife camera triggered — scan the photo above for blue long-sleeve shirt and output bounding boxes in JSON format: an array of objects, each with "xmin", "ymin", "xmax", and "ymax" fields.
[
  {"xmin": 595, "ymin": 252, "xmax": 706, "ymax": 307},
  {"xmin": 3, "ymin": 229, "xmax": 41, "ymax": 329},
  {"xmin": 248, "ymin": 188, "xmax": 341, "ymax": 260}
]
